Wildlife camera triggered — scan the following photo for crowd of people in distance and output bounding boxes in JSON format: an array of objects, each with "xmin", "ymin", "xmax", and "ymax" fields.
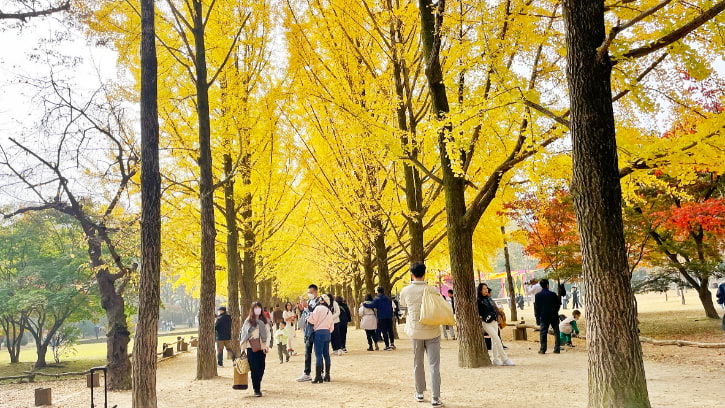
[{"xmin": 213, "ymin": 265, "xmax": 588, "ymax": 406}]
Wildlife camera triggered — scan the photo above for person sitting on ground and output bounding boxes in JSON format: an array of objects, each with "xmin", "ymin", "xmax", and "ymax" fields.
[
  {"xmin": 535, "ymin": 279, "xmax": 562, "ymax": 354},
  {"xmin": 477, "ymin": 283, "xmax": 514, "ymax": 366},
  {"xmin": 307, "ymin": 293, "xmax": 335, "ymax": 383},
  {"xmin": 359, "ymin": 294, "xmax": 380, "ymax": 351},
  {"xmin": 363, "ymin": 287, "xmax": 396, "ymax": 350},
  {"xmin": 274, "ymin": 321, "xmax": 290, "ymax": 363},
  {"xmin": 559, "ymin": 310, "xmax": 581, "ymax": 347},
  {"xmin": 399, "ymin": 262, "xmax": 444, "ymax": 407}
]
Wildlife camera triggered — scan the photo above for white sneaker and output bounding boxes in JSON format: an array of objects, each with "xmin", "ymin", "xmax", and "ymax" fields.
[
  {"xmin": 415, "ymin": 393, "xmax": 424, "ymax": 402},
  {"xmin": 503, "ymin": 359, "xmax": 515, "ymax": 366},
  {"xmin": 431, "ymin": 397, "xmax": 443, "ymax": 407},
  {"xmin": 296, "ymin": 374, "xmax": 312, "ymax": 382},
  {"xmin": 491, "ymin": 359, "xmax": 503, "ymax": 366}
]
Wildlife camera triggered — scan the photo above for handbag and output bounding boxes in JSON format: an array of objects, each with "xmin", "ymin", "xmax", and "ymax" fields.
[
  {"xmin": 497, "ymin": 309, "xmax": 507, "ymax": 329},
  {"xmin": 420, "ymin": 287, "xmax": 455, "ymax": 326},
  {"xmin": 234, "ymin": 354, "xmax": 250, "ymax": 375},
  {"xmin": 249, "ymin": 338, "xmax": 262, "ymax": 352}
]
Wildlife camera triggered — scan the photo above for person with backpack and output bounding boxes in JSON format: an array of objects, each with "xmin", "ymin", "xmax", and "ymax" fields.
[
  {"xmin": 239, "ymin": 301, "xmax": 270, "ymax": 397},
  {"xmin": 399, "ymin": 262, "xmax": 443, "ymax": 407},
  {"xmin": 296, "ymin": 284, "xmax": 320, "ymax": 382},
  {"xmin": 359, "ymin": 294, "xmax": 380, "ymax": 351},
  {"xmin": 535, "ymin": 279, "xmax": 562, "ymax": 354},
  {"xmin": 363, "ymin": 287, "xmax": 396, "ymax": 350},
  {"xmin": 307, "ymin": 293, "xmax": 335, "ymax": 383},
  {"xmin": 335, "ymin": 296, "xmax": 351, "ymax": 353}
]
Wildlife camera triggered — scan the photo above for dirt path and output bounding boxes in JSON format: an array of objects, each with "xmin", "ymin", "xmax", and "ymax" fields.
[{"xmin": 2, "ymin": 325, "xmax": 723, "ymax": 408}]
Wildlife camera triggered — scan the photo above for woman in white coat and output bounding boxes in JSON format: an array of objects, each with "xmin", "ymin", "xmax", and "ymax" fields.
[
  {"xmin": 359, "ymin": 294, "xmax": 380, "ymax": 351},
  {"xmin": 282, "ymin": 302, "xmax": 297, "ymax": 355}
]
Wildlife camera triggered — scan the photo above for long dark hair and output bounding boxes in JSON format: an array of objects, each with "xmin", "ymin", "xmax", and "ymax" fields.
[
  {"xmin": 364, "ymin": 294, "xmax": 373, "ymax": 302},
  {"xmin": 285, "ymin": 301, "xmax": 294, "ymax": 312},
  {"xmin": 477, "ymin": 283, "xmax": 489, "ymax": 300},
  {"xmin": 248, "ymin": 301, "xmax": 267, "ymax": 326}
]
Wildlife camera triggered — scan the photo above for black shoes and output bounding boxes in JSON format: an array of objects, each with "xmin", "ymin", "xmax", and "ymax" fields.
[
  {"xmin": 312, "ymin": 366, "xmax": 324, "ymax": 384},
  {"xmin": 367, "ymin": 346, "xmax": 374, "ymax": 351},
  {"xmin": 253, "ymin": 391, "xmax": 262, "ymax": 397}
]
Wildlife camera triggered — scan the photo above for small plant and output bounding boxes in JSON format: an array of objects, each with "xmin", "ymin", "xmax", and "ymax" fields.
[{"xmin": 51, "ymin": 326, "xmax": 80, "ymax": 364}]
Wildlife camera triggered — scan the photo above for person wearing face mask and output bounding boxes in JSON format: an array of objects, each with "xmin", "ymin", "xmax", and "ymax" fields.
[
  {"xmin": 307, "ymin": 293, "xmax": 335, "ymax": 383},
  {"xmin": 296, "ymin": 284, "xmax": 320, "ymax": 382},
  {"xmin": 240, "ymin": 301, "xmax": 271, "ymax": 397}
]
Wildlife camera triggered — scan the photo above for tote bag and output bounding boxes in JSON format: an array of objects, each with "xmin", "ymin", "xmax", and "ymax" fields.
[{"xmin": 419, "ymin": 287, "xmax": 455, "ymax": 326}]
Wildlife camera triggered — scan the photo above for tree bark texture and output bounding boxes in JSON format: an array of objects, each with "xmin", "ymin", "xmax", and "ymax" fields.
[
  {"xmin": 373, "ymin": 219, "xmax": 391, "ymax": 294},
  {"xmin": 223, "ymin": 154, "xmax": 242, "ymax": 356},
  {"xmin": 501, "ymin": 226, "xmax": 518, "ymax": 321},
  {"xmin": 97, "ymin": 261, "xmax": 132, "ymax": 390},
  {"xmin": 132, "ymin": 0, "xmax": 161, "ymax": 404},
  {"xmin": 363, "ymin": 248, "xmax": 375, "ymax": 295},
  {"xmin": 240, "ymin": 146, "xmax": 256, "ymax": 308},
  {"xmin": 562, "ymin": 1, "xmax": 651, "ymax": 406},
  {"xmin": 418, "ymin": 0, "xmax": 490, "ymax": 368},
  {"xmin": 192, "ymin": 0, "xmax": 217, "ymax": 380}
]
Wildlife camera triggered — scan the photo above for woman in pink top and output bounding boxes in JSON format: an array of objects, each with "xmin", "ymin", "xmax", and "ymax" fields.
[{"xmin": 307, "ymin": 294, "xmax": 335, "ymax": 383}]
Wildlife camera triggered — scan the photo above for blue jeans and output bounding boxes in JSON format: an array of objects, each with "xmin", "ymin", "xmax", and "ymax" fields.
[{"xmin": 313, "ymin": 329, "xmax": 331, "ymax": 368}]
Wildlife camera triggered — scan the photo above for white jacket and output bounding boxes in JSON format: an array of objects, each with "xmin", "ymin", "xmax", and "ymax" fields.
[
  {"xmin": 399, "ymin": 281, "xmax": 441, "ymax": 340},
  {"xmin": 359, "ymin": 302, "xmax": 378, "ymax": 330}
]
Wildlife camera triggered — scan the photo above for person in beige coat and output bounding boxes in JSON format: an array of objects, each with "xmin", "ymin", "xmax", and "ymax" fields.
[{"xmin": 399, "ymin": 262, "xmax": 443, "ymax": 407}]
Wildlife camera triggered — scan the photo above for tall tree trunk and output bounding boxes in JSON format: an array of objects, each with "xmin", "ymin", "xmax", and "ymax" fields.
[
  {"xmin": 223, "ymin": 154, "xmax": 242, "ymax": 355},
  {"xmin": 363, "ymin": 248, "xmax": 375, "ymax": 295},
  {"xmin": 696, "ymin": 282, "xmax": 719, "ymax": 319},
  {"xmin": 418, "ymin": 0, "xmax": 489, "ymax": 368},
  {"xmin": 34, "ymin": 342, "xmax": 49, "ymax": 369},
  {"xmin": 240, "ymin": 148, "xmax": 256, "ymax": 308},
  {"xmin": 501, "ymin": 226, "xmax": 517, "ymax": 321},
  {"xmin": 97, "ymin": 264, "xmax": 132, "ymax": 390},
  {"xmin": 373, "ymin": 220, "xmax": 391, "ymax": 294},
  {"xmin": 562, "ymin": 1, "xmax": 651, "ymax": 406},
  {"xmin": 133, "ymin": 0, "xmax": 161, "ymax": 403},
  {"xmin": 2, "ymin": 318, "xmax": 24, "ymax": 363},
  {"xmin": 192, "ymin": 0, "xmax": 217, "ymax": 380}
]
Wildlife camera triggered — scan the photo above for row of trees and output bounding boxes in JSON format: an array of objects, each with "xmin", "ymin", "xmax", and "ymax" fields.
[{"xmin": 2, "ymin": 0, "xmax": 724, "ymax": 407}]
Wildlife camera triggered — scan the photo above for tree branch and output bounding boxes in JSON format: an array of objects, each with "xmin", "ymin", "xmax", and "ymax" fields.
[{"xmin": 0, "ymin": 1, "xmax": 69, "ymax": 21}]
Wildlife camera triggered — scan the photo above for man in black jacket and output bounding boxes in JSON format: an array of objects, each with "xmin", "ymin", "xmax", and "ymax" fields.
[
  {"xmin": 215, "ymin": 306, "xmax": 233, "ymax": 366},
  {"xmin": 535, "ymin": 279, "xmax": 561, "ymax": 354}
]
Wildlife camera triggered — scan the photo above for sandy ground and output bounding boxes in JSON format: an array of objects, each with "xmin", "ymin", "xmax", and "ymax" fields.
[{"xmin": 2, "ymin": 291, "xmax": 724, "ymax": 407}]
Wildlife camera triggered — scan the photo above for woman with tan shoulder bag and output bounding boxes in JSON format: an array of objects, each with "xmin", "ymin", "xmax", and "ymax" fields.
[{"xmin": 240, "ymin": 301, "xmax": 271, "ymax": 397}]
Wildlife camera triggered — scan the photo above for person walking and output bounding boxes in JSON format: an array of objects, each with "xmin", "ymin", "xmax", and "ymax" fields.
[
  {"xmin": 535, "ymin": 279, "xmax": 562, "ymax": 354},
  {"xmin": 571, "ymin": 286, "xmax": 580, "ymax": 309},
  {"xmin": 283, "ymin": 302, "xmax": 297, "ymax": 355},
  {"xmin": 296, "ymin": 285, "xmax": 320, "ymax": 382},
  {"xmin": 359, "ymin": 294, "xmax": 380, "ymax": 351},
  {"xmin": 336, "ymin": 296, "xmax": 351, "ymax": 353},
  {"xmin": 363, "ymin": 287, "xmax": 396, "ymax": 350},
  {"xmin": 307, "ymin": 294, "xmax": 335, "ymax": 383},
  {"xmin": 239, "ymin": 302, "xmax": 270, "ymax": 397},
  {"xmin": 441, "ymin": 294, "xmax": 456, "ymax": 340},
  {"xmin": 274, "ymin": 321, "xmax": 290, "ymax": 363},
  {"xmin": 477, "ymin": 283, "xmax": 514, "ymax": 366},
  {"xmin": 214, "ymin": 306, "xmax": 233, "ymax": 367},
  {"xmin": 527, "ymin": 279, "xmax": 543, "ymax": 326},
  {"xmin": 400, "ymin": 262, "xmax": 443, "ymax": 407}
]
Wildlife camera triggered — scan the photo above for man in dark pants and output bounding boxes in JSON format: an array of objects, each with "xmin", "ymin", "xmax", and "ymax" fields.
[
  {"xmin": 535, "ymin": 279, "xmax": 561, "ymax": 354},
  {"xmin": 364, "ymin": 287, "xmax": 396, "ymax": 350},
  {"xmin": 571, "ymin": 286, "xmax": 580, "ymax": 308},
  {"xmin": 214, "ymin": 306, "xmax": 233, "ymax": 366},
  {"xmin": 297, "ymin": 284, "xmax": 320, "ymax": 382}
]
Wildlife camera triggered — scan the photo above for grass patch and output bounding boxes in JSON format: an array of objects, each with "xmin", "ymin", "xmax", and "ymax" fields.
[
  {"xmin": 638, "ymin": 310, "xmax": 723, "ymax": 341},
  {"xmin": 0, "ymin": 359, "xmax": 106, "ymax": 384}
]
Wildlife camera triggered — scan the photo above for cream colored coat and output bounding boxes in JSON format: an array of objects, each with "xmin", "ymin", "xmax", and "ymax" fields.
[{"xmin": 399, "ymin": 281, "xmax": 442, "ymax": 340}]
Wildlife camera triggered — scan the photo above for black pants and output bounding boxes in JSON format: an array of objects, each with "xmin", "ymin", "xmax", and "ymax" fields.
[
  {"xmin": 339, "ymin": 323, "xmax": 348, "ymax": 349},
  {"xmin": 331, "ymin": 323, "xmax": 342, "ymax": 351},
  {"xmin": 365, "ymin": 329, "xmax": 377, "ymax": 347},
  {"xmin": 246, "ymin": 348, "xmax": 266, "ymax": 392},
  {"xmin": 539, "ymin": 319, "xmax": 561, "ymax": 353},
  {"xmin": 573, "ymin": 298, "xmax": 580, "ymax": 308},
  {"xmin": 378, "ymin": 318, "xmax": 395, "ymax": 348},
  {"xmin": 304, "ymin": 334, "xmax": 314, "ymax": 375}
]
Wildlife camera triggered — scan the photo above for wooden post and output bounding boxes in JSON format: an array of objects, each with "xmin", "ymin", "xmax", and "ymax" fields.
[
  {"xmin": 162, "ymin": 344, "xmax": 174, "ymax": 358},
  {"xmin": 87, "ymin": 372, "xmax": 100, "ymax": 387},
  {"xmin": 34, "ymin": 388, "xmax": 52, "ymax": 406}
]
